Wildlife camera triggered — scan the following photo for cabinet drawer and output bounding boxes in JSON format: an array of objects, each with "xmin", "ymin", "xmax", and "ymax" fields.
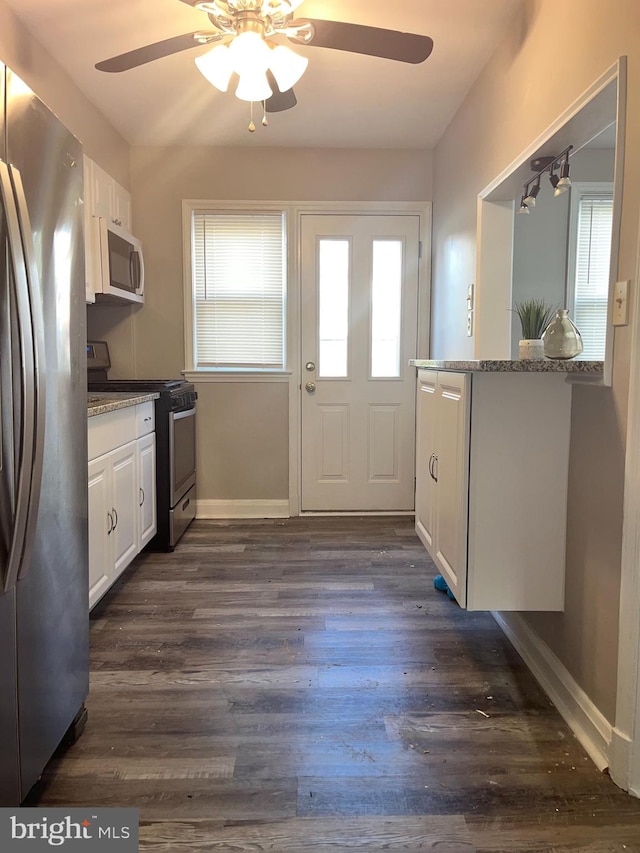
[
  {"xmin": 88, "ymin": 407, "xmax": 136, "ymax": 461},
  {"xmin": 136, "ymin": 402, "xmax": 155, "ymax": 437}
]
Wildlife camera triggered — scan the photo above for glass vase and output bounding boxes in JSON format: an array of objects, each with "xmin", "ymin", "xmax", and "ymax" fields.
[{"xmin": 542, "ymin": 309, "xmax": 583, "ymax": 359}]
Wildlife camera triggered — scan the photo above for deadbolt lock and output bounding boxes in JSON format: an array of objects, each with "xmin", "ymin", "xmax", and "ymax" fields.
[{"xmin": 305, "ymin": 362, "xmax": 315, "ymax": 371}]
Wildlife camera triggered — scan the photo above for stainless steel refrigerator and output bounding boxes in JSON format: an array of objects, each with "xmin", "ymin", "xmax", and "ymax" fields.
[{"xmin": 0, "ymin": 64, "xmax": 89, "ymax": 805}]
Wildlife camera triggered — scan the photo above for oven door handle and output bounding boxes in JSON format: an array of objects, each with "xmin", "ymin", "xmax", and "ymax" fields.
[{"xmin": 170, "ymin": 406, "xmax": 196, "ymax": 422}]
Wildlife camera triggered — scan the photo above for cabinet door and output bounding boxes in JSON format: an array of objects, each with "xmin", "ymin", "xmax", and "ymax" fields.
[
  {"xmin": 88, "ymin": 455, "xmax": 112, "ymax": 608},
  {"xmin": 89, "ymin": 159, "xmax": 113, "ymax": 221},
  {"xmin": 415, "ymin": 372, "xmax": 437, "ymax": 551},
  {"xmin": 433, "ymin": 372, "xmax": 470, "ymax": 607},
  {"xmin": 111, "ymin": 441, "xmax": 138, "ymax": 579},
  {"xmin": 137, "ymin": 433, "xmax": 157, "ymax": 549},
  {"xmin": 112, "ymin": 182, "xmax": 132, "ymax": 230}
]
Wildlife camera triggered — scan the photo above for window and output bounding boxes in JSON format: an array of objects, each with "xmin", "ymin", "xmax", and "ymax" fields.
[
  {"xmin": 189, "ymin": 210, "xmax": 286, "ymax": 370},
  {"xmin": 567, "ymin": 185, "xmax": 613, "ymax": 360},
  {"xmin": 318, "ymin": 239, "xmax": 350, "ymax": 378}
]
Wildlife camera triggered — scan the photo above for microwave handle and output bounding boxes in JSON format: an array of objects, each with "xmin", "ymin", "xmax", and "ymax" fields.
[
  {"xmin": 135, "ymin": 246, "xmax": 144, "ymax": 297},
  {"xmin": 95, "ymin": 216, "xmax": 109, "ymax": 295}
]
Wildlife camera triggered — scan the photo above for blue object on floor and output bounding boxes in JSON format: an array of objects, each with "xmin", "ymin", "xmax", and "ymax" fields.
[
  {"xmin": 433, "ymin": 574, "xmax": 448, "ymax": 592},
  {"xmin": 434, "ymin": 574, "xmax": 457, "ymax": 602}
]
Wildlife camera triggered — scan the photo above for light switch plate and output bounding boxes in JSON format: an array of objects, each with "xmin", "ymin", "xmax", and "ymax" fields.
[{"xmin": 613, "ymin": 280, "xmax": 630, "ymax": 326}]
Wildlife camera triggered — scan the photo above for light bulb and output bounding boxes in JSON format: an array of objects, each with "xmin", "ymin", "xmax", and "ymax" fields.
[
  {"xmin": 195, "ymin": 45, "xmax": 234, "ymax": 92},
  {"xmin": 269, "ymin": 44, "xmax": 308, "ymax": 92}
]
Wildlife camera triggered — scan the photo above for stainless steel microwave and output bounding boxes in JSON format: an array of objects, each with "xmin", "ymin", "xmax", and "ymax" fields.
[{"xmin": 92, "ymin": 217, "xmax": 144, "ymax": 304}]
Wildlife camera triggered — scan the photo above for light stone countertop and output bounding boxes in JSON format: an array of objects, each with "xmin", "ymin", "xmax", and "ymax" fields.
[
  {"xmin": 87, "ymin": 391, "xmax": 159, "ymax": 418},
  {"xmin": 410, "ymin": 359, "xmax": 604, "ymax": 374}
]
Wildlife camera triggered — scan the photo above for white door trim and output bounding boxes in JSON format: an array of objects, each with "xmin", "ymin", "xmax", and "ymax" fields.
[
  {"xmin": 610, "ymin": 206, "xmax": 640, "ymax": 798},
  {"xmin": 288, "ymin": 202, "xmax": 432, "ymax": 516}
]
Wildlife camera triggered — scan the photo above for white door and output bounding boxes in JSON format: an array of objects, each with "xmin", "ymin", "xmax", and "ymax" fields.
[
  {"xmin": 415, "ymin": 371, "xmax": 437, "ymax": 550},
  {"xmin": 433, "ymin": 372, "xmax": 470, "ymax": 606},
  {"xmin": 88, "ymin": 455, "xmax": 112, "ymax": 609},
  {"xmin": 111, "ymin": 441, "xmax": 138, "ymax": 578},
  {"xmin": 137, "ymin": 433, "xmax": 157, "ymax": 549},
  {"xmin": 301, "ymin": 214, "xmax": 420, "ymax": 511}
]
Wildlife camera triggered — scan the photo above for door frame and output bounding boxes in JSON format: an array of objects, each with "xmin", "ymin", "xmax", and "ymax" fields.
[{"xmin": 288, "ymin": 202, "xmax": 432, "ymax": 516}]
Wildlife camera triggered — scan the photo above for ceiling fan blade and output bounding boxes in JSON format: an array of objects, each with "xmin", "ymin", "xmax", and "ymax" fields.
[
  {"xmin": 289, "ymin": 19, "xmax": 434, "ymax": 64},
  {"xmin": 96, "ymin": 33, "xmax": 203, "ymax": 73},
  {"xmin": 265, "ymin": 72, "xmax": 297, "ymax": 113}
]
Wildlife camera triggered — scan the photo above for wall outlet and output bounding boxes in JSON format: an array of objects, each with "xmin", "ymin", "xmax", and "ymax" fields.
[{"xmin": 613, "ymin": 280, "xmax": 630, "ymax": 326}]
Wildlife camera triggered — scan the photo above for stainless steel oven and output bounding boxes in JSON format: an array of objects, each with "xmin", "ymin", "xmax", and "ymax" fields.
[
  {"xmin": 168, "ymin": 403, "xmax": 197, "ymax": 546},
  {"xmin": 170, "ymin": 405, "xmax": 196, "ymax": 507}
]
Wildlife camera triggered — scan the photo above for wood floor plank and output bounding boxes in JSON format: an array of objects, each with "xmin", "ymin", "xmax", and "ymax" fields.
[{"xmin": 28, "ymin": 516, "xmax": 640, "ymax": 851}]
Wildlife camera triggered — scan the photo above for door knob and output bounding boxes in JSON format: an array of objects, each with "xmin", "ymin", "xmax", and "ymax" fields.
[{"xmin": 305, "ymin": 382, "xmax": 316, "ymax": 394}]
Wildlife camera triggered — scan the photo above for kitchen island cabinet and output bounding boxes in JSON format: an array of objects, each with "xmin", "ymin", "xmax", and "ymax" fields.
[
  {"xmin": 88, "ymin": 396, "xmax": 157, "ymax": 608},
  {"xmin": 415, "ymin": 366, "xmax": 583, "ymax": 611}
]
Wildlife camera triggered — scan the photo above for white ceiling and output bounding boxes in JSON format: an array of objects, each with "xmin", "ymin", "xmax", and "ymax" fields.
[{"xmin": 5, "ymin": 0, "xmax": 524, "ymax": 148}]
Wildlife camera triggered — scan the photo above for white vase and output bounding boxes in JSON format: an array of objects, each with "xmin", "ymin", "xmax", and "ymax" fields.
[
  {"xmin": 518, "ymin": 339, "xmax": 545, "ymax": 360},
  {"xmin": 542, "ymin": 309, "xmax": 583, "ymax": 359}
]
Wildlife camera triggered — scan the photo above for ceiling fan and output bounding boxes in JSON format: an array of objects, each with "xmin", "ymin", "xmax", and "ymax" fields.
[{"xmin": 96, "ymin": 0, "xmax": 434, "ymax": 115}]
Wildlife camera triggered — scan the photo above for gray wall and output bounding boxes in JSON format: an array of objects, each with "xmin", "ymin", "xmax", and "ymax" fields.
[
  {"xmin": 87, "ymin": 146, "xmax": 433, "ymax": 503},
  {"xmin": 0, "ymin": 0, "xmax": 129, "ymax": 185},
  {"xmin": 431, "ymin": 0, "xmax": 640, "ymax": 722}
]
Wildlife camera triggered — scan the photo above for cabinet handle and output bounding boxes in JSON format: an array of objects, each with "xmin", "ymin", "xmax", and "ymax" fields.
[
  {"xmin": 107, "ymin": 511, "xmax": 113, "ymax": 535},
  {"xmin": 428, "ymin": 453, "xmax": 435, "ymax": 480},
  {"xmin": 112, "ymin": 506, "xmax": 118, "ymax": 529},
  {"xmin": 112, "ymin": 218, "xmax": 122, "ymax": 227},
  {"xmin": 433, "ymin": 454, "xmax": 438, "ymax": 483},
  {"xmin": 139, "ymin": 488, "xmax": 144, "ymax": 507},
  {"xmin": 144, "ymin": 416, "xmax": 151, "ymax": 422}
]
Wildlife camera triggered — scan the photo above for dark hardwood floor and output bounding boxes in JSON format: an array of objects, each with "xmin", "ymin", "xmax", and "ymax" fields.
[{"xmin": 31, "ymin": 517, "xmax": 640, "ymax": 851}]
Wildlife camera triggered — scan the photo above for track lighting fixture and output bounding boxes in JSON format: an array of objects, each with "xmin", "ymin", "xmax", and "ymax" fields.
[
  {"xmin": 523, "ymin": 178, "xmax": 541, "ymax": 207},
  {"xmin": 519, "ymin": 145, "xmax": 573, "ymax": 213},
  {"xmin": 554, "ymin": 153, "xmax": 572, "ymax": 196}
]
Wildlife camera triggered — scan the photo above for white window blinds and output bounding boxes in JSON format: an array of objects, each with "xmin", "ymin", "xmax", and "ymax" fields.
[
  {"xmin": 572, "ymin": 193, "xmax": 613, "ymax": 360},
  {"xmin": 191, "ymin": 212, "xmax": 286, "ymax": 369}
]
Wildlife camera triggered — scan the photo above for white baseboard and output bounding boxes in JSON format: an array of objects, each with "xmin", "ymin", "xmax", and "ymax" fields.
[
  {"xmin": 492, "ymin": 611, "xmax": 612, "ymax": 772},
  {"xmin": 197, "ymin": 499, "xmax": 290, "ymax": 519}
]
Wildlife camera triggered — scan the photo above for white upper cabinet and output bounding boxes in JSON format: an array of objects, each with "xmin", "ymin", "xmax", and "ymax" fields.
[{"xmin": 85, "ymin": 156, "xmax": 132, "ymax": 231}]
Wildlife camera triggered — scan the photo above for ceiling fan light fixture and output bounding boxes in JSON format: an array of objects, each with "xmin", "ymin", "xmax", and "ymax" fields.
[
  {"xmin": 195, "ymin": 44, "xmax": 234, "ymax": 92},
  {"xmin": 269, "ymin": 44, "xmax": 308, "ymax": 92},
  {"xmin": 235, "ymin": 70, "xmax": 273, "ymax": 102}
]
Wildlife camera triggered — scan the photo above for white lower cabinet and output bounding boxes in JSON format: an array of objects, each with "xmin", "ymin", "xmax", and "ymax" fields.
[
  {"xmin": 415, "ymin": 369, "xmax": 572, "ymax": 611},
  {"xmin": 88, "ymin": 402, "xmax": 156, "ymax": 608}
]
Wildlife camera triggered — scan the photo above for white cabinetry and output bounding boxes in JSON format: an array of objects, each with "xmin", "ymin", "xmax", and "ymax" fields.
[
  {"xmin": 83, "ymin": 154, "xmax": 133, "ymax": 303},
  {"xmin": 88, "ymin": 402, "xmax": 156, "ymax": 608},
  {"xmin": 415, "ymin": 369, "xmax": 572, "ymax": 611},
  {"xmin": 85, "ymin": 156, "xmax": 131, "ymax": 230}
]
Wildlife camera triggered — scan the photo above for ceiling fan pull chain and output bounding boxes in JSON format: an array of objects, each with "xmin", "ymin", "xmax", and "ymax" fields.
[
  {"xmin": 262, "ymin": 100, "xmax": 269, "ymax": 127},
  {"xmin": 248, "ymin": 100, "xmax": 256, "ymax": 132}
]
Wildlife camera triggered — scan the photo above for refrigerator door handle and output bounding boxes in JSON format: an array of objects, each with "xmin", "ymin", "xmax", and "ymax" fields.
[
  {"xmin": 10, "ymin": 165, "xmax": 46, "ymax": 584},
  {"xmin": 0, "ymin": 162, "xmax": 36, "ymax": 593}
]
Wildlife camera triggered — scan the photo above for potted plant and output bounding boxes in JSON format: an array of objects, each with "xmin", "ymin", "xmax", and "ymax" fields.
[{"xmin": 513, "ymin": 299, "xmax": 555, "ymax": 360}]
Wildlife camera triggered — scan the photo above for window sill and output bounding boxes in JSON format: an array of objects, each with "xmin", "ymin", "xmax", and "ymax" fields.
[{"xmin": 182, "ymin": 370, "xmax": 292, "ymax": 384}]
